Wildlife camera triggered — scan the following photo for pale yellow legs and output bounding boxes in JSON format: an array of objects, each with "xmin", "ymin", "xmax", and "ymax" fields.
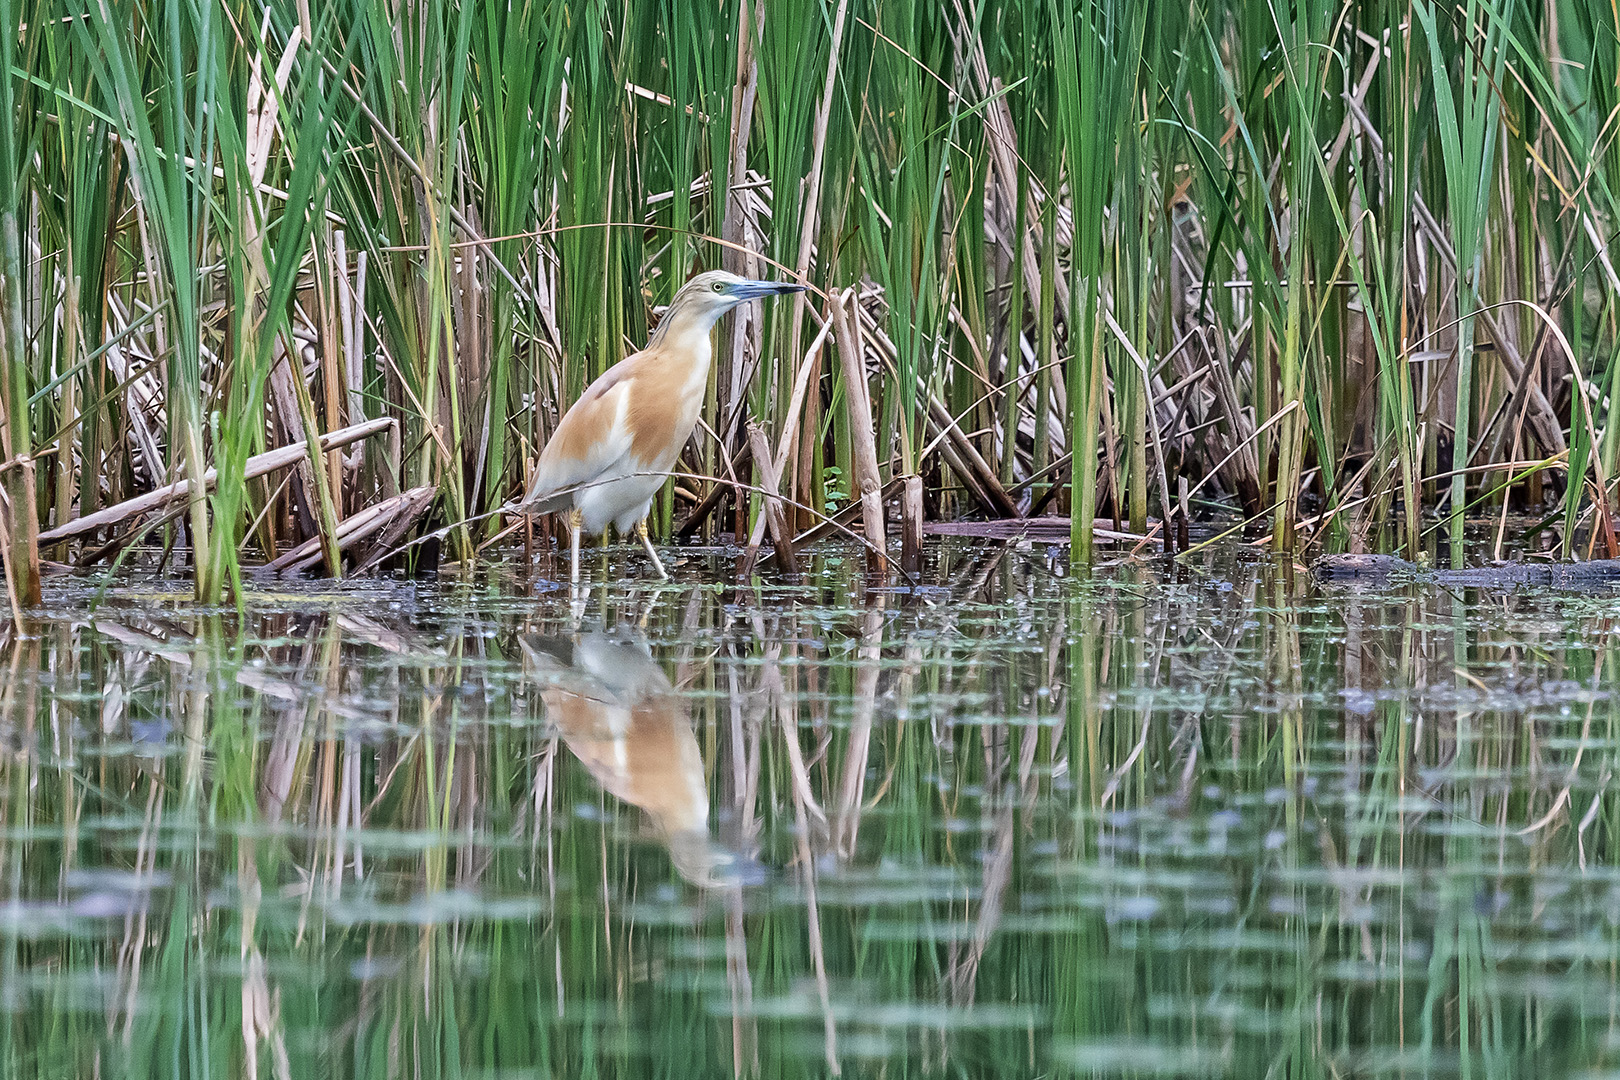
[
  {"xmin": 565, "ymin": 509, "xmax": 664, "ymax": 584},
  {"xmin": 636, "ymin": 518, "xmax": 669, "ymax": 580},
  {"xmin": 567, "ymin": 508, "xmax": 584, "ymax": 585}
]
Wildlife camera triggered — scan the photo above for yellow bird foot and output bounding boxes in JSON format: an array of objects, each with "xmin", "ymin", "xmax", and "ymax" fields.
[{"xmin": 636, "ymin": 519, "xmax": 669, "ymax": 580}]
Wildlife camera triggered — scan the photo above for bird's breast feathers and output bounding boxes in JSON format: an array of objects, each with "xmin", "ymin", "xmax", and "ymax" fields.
[
  {"xmin": 528, "ymin": 338, "xmax": 712, "ymax": 506},
  {"xmin": 618, "ymin": 344, "xmax": 710, "ymax": 468}
]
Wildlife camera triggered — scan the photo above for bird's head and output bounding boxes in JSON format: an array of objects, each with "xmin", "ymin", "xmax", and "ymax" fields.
[{"xmin": 665, "ymin": 270, "xmax": 807, "ymax": 330}]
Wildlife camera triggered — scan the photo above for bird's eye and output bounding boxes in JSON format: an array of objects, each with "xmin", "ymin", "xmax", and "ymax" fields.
[{"xmin": 712, "ymin": 281, "xmax": 725, "ymax": 292}]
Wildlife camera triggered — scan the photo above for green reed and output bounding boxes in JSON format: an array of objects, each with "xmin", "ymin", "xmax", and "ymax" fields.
[
  {"xmin": 0, "ymin": 0, "xmax": 38, "ymax": 610},
  {"xmin": 72, "ymin": 0, "xmax": 222, "ymax": 592},
  {"xmin": 1416, "ymin": 0, "xmax": 1510, "ymax": 567},
  {"xmin": 8, "ymin": 0, "xmax": 1620, "ymax": 594}
]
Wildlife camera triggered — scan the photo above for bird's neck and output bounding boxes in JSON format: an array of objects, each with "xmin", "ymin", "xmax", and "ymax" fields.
[
  {"xmin": 648, "ymin": 305, "xmax": 723, "ymax": 354},
  {"xmin": 648, "ymin": 308, "xmax": 719, "ymax": 380}
]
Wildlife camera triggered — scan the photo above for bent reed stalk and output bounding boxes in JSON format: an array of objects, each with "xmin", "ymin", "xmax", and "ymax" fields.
[{"xmin": 6, "ymin": 0, "xmax": 1620, "ymax": 596}]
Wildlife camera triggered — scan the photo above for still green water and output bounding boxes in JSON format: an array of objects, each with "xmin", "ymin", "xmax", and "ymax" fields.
[{"xmin": 4, "ymin": 540, "xmax": 1620, "ymax": 1078}]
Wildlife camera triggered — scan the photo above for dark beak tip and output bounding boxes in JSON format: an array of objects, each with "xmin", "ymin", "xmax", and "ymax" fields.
[{"xmin": 736, "ymin": 279, "xmax": 807, "ymax": 299}]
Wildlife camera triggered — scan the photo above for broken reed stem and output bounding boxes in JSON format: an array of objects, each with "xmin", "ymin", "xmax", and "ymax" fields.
[
  {"xmin": 0, "ymin": 208, "xmax": 38, "ymax": 613},
  {"xmin": 901, "ymin": 475, "xmax": 924, "ymax": 575},
  {"xmin": 262, "ymin": 484, "xmax": 435, "ymax": 575},
  {"xmin": 830, "ymin": 291, "xmax": 886, "ymax": 579},
  {"xmin": 744, "ymin": 422, "xmax": 799, "ymax": 578},
  {"xmin": 742, "ymin": 313, "xmax": 833, "ymax": 560}
]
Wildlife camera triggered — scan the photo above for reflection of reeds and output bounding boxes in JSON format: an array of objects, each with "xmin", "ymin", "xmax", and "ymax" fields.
[{"xmin": 4, "ymin": 560, "xmax": 1620, "ymax": 1073}]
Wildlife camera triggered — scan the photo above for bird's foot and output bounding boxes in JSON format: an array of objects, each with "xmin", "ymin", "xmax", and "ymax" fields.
[{"xmin": 636, "ymin": 519, "xmax": 669, "ymax": 580}]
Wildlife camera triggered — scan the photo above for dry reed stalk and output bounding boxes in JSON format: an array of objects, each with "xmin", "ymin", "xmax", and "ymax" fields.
[
  {"xmin": 261, "ymin": 484, "xmax": 434, "ymax": 575},
  {"xmin": 678, "ymin": 440, "xmax": 752, "ymax": 539},
  {"xmin": 783, "ymin": 0, "xmax": 850, "ymax": 526},
  {"xmin": 317, "ymin": 243, "xmax": 346, "ymax": 518},
  {"xmin": 830, "ymin": 291, "xmax": 886, "ymax": 575},
  {"xmin": 719, "ymin": 0, "xmax": 766, "ymax": 437},
  {"xmin": 39, "ymin": 417, "xmax": 395, "ymax": 546},
  {"xmin": 743, "ymin": 422, "xmax": 798, "ymax": 577},
  {"xmin": 924, "ymin": 391, "xmax": 1020, "ymax": 517},
  {"xmin": 901, "ymin": 475, "xmax": 924, "ymax": 574},
  {"xmin": 0, "ymin": 236, "xmax": 39, "ymax": 613},
  {"xmin": 741, "ymin": 314, "xmax": 832, "ymax": 563}
]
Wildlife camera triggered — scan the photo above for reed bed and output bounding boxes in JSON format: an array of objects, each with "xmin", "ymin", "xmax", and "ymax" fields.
[{"xmin": 6, "ymin": 0, "xmax": 1620, "ymax": 601}]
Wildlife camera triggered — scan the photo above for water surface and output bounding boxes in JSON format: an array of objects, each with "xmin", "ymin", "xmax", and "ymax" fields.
[{"xmin": 5, "ymin": 539, "xmax": 1620, "ymax": 1078}]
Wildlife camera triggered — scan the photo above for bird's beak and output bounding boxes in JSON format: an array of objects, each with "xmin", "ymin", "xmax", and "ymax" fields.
[{"xmin": 729, "ymin": 279, "xmax": 807, "ymax": 301}]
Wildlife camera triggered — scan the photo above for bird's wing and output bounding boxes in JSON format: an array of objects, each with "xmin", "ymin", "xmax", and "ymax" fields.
[{"xmin": 522, "ymin": 356, "xmax": 644, "ymax": 508}]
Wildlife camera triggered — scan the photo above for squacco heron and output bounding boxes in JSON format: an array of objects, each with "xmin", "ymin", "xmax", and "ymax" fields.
[{"xmin": 519, "ymin": 269, "xmax": 805, "ymax": 583}]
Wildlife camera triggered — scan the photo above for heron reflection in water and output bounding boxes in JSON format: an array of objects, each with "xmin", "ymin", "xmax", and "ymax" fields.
[{"xmin": 521, "ymin": 628, "xmax": 736, "ymax": 887}]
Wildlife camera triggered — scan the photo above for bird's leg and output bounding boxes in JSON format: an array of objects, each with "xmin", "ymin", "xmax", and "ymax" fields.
[
  {"xmin": 636, "ymin": 518, "xmax": 669, "ymax": 580},
  {"xmin": 567, "ymin": 508, "xmax": 583, "ymax": 586}
]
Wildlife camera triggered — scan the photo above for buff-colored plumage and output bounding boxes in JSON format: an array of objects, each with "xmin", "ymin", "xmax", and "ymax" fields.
[
  {"xmin": 520, "ymin": 629, "xmax": 730, "ymax": 886},
  {"xmin": 519, "ymin": 270, "xmax": 804, "ymax": 582}
]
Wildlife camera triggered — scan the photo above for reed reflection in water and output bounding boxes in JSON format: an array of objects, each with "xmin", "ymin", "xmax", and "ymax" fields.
[{"xmin": 0, "ymin": 544, "xmax": 1619, "ymax": 1078}]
